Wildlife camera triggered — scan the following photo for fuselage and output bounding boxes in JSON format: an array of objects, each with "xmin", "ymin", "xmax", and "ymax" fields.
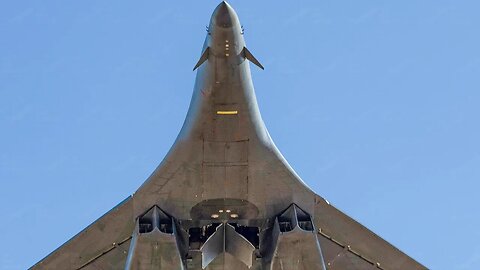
[
  {"xmin": 30, "ymin": 3, "xmax": 427, "ymax": 270},
  {"xmin": 135, "ymin": 1, "xmax": 315, "ymax": 228},
  {"xmin": 183, "ymin": 2, "xmax": 264, "ymax": 143}
]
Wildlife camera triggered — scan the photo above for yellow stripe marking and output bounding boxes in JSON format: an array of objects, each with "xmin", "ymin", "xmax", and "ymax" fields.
[{"xmin": 216, "ymin": 110, "xmax": 238, "ymax": 115}]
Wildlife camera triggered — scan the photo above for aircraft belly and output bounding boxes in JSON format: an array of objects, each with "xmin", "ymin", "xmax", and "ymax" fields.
[
  {"xmin": 133, "ymin": 60, "xmax": 316, "ymax": 219},
  {"xmin": 134, "ymin": 138, "xmax": 316, "ymax": 220},
  {"xmin": 30, "ymin": 2, "xmax": 426, "ymax": 270}
]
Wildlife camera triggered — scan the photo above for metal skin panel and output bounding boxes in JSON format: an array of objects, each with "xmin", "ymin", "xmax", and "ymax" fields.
[
  {"xmin": 263, "ymin": 204, "xmax": 326, "ymax": 270},
  {"xmin": 205, "ymin": 253, "xmax": 251, "ymax": 270},
  {"xmin": 125, "ymin": 207, "xmax": 187, "ymax": 270},
  {"xmin": 224, "ymin": 225, "xmax": 255, "ymax": 268},
  {"xmin": 30, "ymin": 197, "xmax": 134, "ymax": 270},
  {"xmin": 270, "ymin": 228, "xmax": 326, "ymax": 270},
  {"xmin": 201, "ymin": 225, "xmax": 225, "ymax": 268},
  {"xmin": 313, "ymin": 196, "xmax": 427, "ymax": 270},
  {"xmin": 81, "ymin": 239, "xmax": 131, "ymax": 270},
  {"xmin": 200, "ymin": 223, "xmax": 255, "ymax": 269},
  {"xmin": 126, "ymin": 230, "xmax": 185, "ymax": 270},
  {"xmin": 30, "ymin": 2, "xmax": 426, "ymax": 270},
  {"xmin": 317, "ymin": 234, "xmax": 380, "ymax": 270}
]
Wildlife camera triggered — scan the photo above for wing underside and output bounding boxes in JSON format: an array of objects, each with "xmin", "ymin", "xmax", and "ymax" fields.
[
  {"xmin": 31, "ymin": 194, "xmax": 426, "ymax": 270},
  {"xmin": 314, "ymin": 195, "xmax": 426, "ymax": 270},
  {"xmin": 30, "ymin": 197, "xmax": 135, "ymax": 270}
]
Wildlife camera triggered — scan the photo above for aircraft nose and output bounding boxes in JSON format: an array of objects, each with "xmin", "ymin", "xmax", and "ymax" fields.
[{"xmin": 212, "ymin": 1, "xmax": 235, "ymax": 28}]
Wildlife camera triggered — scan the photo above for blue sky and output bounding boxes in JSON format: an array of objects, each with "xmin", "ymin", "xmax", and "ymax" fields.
[{"xmin": 1, "ymin": 1, "xmax": 479, "ymax": 269}]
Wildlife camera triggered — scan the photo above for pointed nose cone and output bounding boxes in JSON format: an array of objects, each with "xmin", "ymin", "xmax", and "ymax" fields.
[{"xmin": 211, "ymin": 1, "xmax": 238, "ymax": 28}]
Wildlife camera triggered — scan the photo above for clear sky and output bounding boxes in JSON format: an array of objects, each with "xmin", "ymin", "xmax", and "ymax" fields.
[{"xmin": 1, "ymin": 1, "xmax": 479, "ymax": 269}]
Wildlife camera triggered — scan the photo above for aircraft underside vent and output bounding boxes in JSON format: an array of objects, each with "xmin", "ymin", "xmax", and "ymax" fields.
[
  {"xmin": 125, "ymin": 206, "xmax": 188, "ymax": 270},
  {"xmin": 138, "ymin": 205, "xmax": 174, "ymax": 234},
  {"xmin": 125, "ymin": 204, "xmax": 326, "ymax": 269},
  {"xmin": 277, "ymin": 203, "xmax": 314, "ymax": 233},
  {"xmin": 260, "ymin": 204, "xmax": 327, "ymax": 270}
]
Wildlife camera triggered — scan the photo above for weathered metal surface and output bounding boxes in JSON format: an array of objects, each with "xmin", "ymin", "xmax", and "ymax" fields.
[
  {"xmin": 124, "ymin": 206, "xmax": 187, "ymax": 270},
  {"xmin": 30, "ymin": 197, "xmax": 134, "ymax": 270},
  {"xmin": 125, "ymin": 229, "xmax": 185, "ymax": 270},
  {"xmin": 260, "ymin": 204, "xmax": 326, "ymax": 270},
  {"xmin": 313, "ymin": 196, "xmax": 426, "ymax": 270},
  {"xmin": 317, "ymin": 234, "xmax": 381, "ymax": 270},
  {"xmin": 30, "ymin": 2, "xmax": 426, "ymax": 270},
  {"xmin": 200, "ymin": 223, "xmax": 255, "ymax": 269}
]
